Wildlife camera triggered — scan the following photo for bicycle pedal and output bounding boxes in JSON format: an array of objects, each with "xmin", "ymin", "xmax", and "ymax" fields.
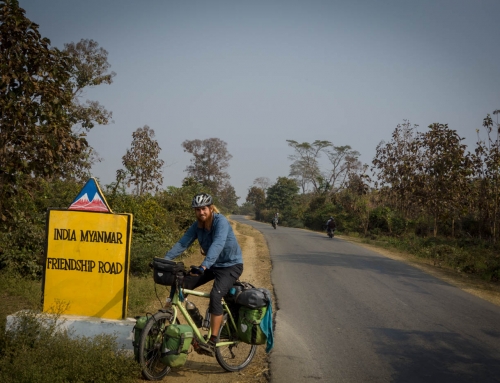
[{"xmin": 195, "ymin": 340, "xmax": 216, "ymax": 357}]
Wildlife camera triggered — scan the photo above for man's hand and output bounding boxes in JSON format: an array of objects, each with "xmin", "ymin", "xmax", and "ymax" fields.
[{"xmin": 190, "ymin": 265, "xmax": 205, "ymax": 276}]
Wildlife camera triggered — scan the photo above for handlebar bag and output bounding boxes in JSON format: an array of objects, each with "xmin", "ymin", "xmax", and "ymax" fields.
[
  {"xmin": 152, "ymin": 258, "xmax": 185, "ymax": 286},
  {"xmin": 161, "ymin": 324, "xmax": 194, "ymax": 368}
]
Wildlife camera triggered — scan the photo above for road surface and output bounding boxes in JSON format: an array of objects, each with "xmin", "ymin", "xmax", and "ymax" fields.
[{"xmin": 231, "ymin": 215, "xmax": 500, "ymax": 383}]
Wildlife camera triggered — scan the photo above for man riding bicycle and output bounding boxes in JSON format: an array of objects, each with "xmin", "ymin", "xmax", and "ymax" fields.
[{"xmin": 163, "ymin": 193, "xmax": 244, "ymax": 356}]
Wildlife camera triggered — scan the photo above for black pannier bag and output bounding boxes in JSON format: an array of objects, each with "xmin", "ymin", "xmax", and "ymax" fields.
[
  {"xmin": 224, "ymin": 281, "xmax": 255, "ymax": 303},
  {"xmin": 234, "ymin": 287, "xmax": 271, "ymax": 309},
  {"xmin": 152, "ymin": 258, "xmax": 185, "ymax": 286}
]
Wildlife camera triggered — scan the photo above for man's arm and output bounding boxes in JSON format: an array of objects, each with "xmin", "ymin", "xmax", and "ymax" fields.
[{"xmin": 164, "ymin": 223, "xmax": 198, "ymax": 260}]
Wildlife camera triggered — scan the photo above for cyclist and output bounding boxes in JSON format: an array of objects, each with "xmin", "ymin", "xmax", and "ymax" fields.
[
  {"xmin": 326, "ymin": 216, "xmax": 336, "ymax": 235},
  {"xmin": 163, "ymin": 193, "xmax": 244, "ymax": 356}
]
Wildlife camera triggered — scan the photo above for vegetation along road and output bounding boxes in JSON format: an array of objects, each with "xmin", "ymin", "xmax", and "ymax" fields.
[{"xmin": 230, "ymin": 215, "xmax": 500, "ymax": 383}]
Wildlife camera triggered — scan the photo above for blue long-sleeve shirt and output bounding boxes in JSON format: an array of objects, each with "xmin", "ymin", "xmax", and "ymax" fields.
[{"xmin": 164, "ymin": 213, "xmax": 243, "ymax": 269}]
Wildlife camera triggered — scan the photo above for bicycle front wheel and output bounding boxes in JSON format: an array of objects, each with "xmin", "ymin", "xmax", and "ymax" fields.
[
  {"xmin": 215, "ymin": 318, "xmax": 257, "ymax": 372},
  {"xmin": 138, "ymin": 311, "xmax": 174, "ymax": 381}
]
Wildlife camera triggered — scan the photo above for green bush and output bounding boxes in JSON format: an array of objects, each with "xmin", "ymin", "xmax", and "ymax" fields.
[{"xmin": 0, "ymin": 178, "xmax": 84, "ymax": 279}]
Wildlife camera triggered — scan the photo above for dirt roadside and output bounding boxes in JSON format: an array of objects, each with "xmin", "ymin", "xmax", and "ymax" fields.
[
  {"xmin": 337, "ymin": 234, "xmax": 500, "ymax": 307},
  {"xmin": 138, "ymin": 219, "xmax": 273, "ymax": 383}
]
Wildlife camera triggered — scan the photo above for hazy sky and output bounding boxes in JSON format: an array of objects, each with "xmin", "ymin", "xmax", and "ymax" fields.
[{"xmin": 20, "ymin": 0, "xmax": 500, "ymax": 201}]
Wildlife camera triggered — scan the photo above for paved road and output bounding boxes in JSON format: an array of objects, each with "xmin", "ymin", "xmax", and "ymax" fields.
[{"xmin": 230, "ymin": 216, "xmax": 500, "ymax": 383}]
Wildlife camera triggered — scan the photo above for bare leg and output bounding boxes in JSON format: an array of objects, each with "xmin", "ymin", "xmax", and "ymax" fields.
[{"xmin": 211, "ymin": 313, "xmax": 223, "ymax": 339}]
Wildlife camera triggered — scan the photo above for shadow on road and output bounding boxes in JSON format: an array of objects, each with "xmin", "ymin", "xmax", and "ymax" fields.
[{"xmin": 371, "ymin": 327, "xmax": 500, "ymax": 383}]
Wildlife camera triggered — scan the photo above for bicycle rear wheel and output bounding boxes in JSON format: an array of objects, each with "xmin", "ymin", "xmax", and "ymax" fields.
[
  {"xmin": 138, "ymin": 311, "xmax": 174, "ymax": 381},
  {"xmin": 215, "ymin": 316, "xmax": 257, "ymax": 372}
]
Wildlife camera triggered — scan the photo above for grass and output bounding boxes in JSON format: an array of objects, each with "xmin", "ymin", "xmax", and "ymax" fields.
[
  {"xmin": 351, "ymin": 233, "xmax": 500, "ymax": 283},
  {"xmin": 0, "ymin": 271, "xmax": 166, "ymax": 383},
  {"xmin": 126, "ymin": 275, "xmax": 170, "ymax": 318},
  {"xmin": 0, "ymin": 309, "xmax": 141, "ymax": 383}
]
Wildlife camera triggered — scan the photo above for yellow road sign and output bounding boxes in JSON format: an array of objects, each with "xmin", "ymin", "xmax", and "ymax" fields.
[{"xmin": 42, "ymin": 209, "xmax": 133, "ymax": 319}]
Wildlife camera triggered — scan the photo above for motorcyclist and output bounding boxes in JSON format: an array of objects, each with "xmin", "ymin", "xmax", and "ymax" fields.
[{"xmin": 326, "ymin": 216, "xmax": 336, "ymax": 235}]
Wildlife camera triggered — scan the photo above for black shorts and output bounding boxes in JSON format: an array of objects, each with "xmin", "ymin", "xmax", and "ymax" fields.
[{"xmin": 183, "ymin": 263, "xmax": 243, "ymax": 315}]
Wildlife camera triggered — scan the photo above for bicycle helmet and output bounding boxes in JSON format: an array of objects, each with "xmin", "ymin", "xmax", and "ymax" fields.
[{"xmin": 191, "ymin": 193, "xmax": 213, "ymax": 208}]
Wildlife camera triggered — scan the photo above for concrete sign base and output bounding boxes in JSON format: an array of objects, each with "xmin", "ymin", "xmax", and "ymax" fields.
[{"xmin": 6, "ymin": 310, "xmax": 136, "ymax": 352}]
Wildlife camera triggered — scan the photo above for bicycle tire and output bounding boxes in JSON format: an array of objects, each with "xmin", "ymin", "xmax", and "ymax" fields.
[
  {"xmin": 215, "ymin": 316, "xmax": 257, "ymax": 372},
  {"xmin": 138, "ymin": 311, "xmax": 174, "ymax": 381}
]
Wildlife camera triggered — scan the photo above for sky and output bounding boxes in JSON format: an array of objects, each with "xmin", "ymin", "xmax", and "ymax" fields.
[{"xmin": 20, "ymin": 0, "xmax": 500, "ymax": 203}]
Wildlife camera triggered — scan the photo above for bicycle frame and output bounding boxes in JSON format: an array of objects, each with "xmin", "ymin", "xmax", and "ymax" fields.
[{"xmin": 169, "ymin": 286, "xmax": 239, "ymax": 348}]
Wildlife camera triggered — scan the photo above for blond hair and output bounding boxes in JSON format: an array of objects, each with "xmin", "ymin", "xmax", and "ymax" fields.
[{"xmin": 210, "ymin": 205, "xmax": 220, "ymax": 214}]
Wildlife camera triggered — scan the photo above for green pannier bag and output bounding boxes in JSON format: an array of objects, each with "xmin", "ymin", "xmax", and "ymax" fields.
[
  {"xmin": 132, "ymin": 316, "xmax": 149, "ymax": 362},
  {"xmin": 161, "ymin": 324, "xmax": 194, "ymax": 368},
  {"xmin": 237, "ymin": 306, "xmax": 267, "ymax": 345}
]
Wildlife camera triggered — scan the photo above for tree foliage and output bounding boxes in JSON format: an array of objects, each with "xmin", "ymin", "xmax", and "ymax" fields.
[
  {"xmin": 0, "ymin": 0, "xmax": 76, "ymax": 221},
  {"xmin": 266, "ymin": 177, "xmax": 299, "ymax": 213},
  {"xmin": 253, "ymin": 177, "xmax": 271, "ymax": 193},
  {"xmin": 287, "ymin": 140, "xmax": 329, "ymax": 193},
  {"xmin": 182, "ymin": 137, "xmax": 233, "ymax": 195},
  {"xmin": 287, "ymin": 139, "xmax": 362, "ymax": 195},
  {"xmin": 246, "ymin": 186, "xmax": 266, "ymax": 219},
  {"xmin": 63, "ymin": 38, "xmax": 114, "ymax": 131},
  {"xmin": 372, "ymin": 120, "xmax": 420, "ymax": 217},
  {"xmin": 471, "ymin": 114, "xmax": 500, "ymax": 240},
  {"xmin": 373, "ymin": 122, "xmax": 472, "ymax": 237},
  {"xmin": 0, "ymin": 1, "xmax": 115, "ymax": 224},
  {"xmin": 414, "ymin": 123, "xmax": 471, "ymax": 236},
  {"xmin": 121, "ymin": 125, "xmax": 164, "ymax": 196},
  {"xmin": 218, "ymin": 182, "xmax": 239, "ymax": 213}
]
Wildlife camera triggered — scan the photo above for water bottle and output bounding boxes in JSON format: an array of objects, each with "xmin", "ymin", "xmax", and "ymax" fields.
[
  {"xmin": 202, "ymin": 307, "xmax": 211, "ymax": 329},
  {"xmin": 186, "ymin": 300, "xmax": 203, "ymax": 327}
]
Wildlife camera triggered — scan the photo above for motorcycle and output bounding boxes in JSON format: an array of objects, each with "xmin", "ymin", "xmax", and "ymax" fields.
[{"xmin": 327, "ymin": 227, "xmax": 335, "ymax": 238}]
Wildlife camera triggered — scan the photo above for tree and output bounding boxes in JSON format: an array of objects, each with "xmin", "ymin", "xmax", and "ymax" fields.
[
  {"xmin": 324, "ymin": 145, "xmax": 362, "ymax": 193},
  {"xmin": 253, "ymin": 177, "xmax": 271, "ymax": 193},
  {"xmin": 471, "ymin": 113, "xmax": 500, "ymax": 241},
  {"xmin": 218, "ymin": 182, "xmax": 239, "ymax": 213},
  {"xmin": 58, "ymin": 39, "xmax": 114, "ymax": 180},
  {"xmin": 0, "ymin": 1, "xmax": 116, "ymax": 223},
  {"xmin": 0, "ymin": 0, "xmax": 77, "ymax": 221},
  {"xmin": 286, "ymin": 140, "xmax": 330, "ymax": 193},
  {"xmin": 246, "ymin": 186, "xmax": 266, "ymax": 218},
  {"xmin": 414, "ymin": 123, "xmax": 471, "ymax": 237},
  {"xmin": 182, "ymin": 138, "xmax": 232, "ymax": 195},
  {"xmin": 287, "ymin": 139, "xmax": 363, "ymax": 195},
  {"xmin": 63, "ymin": 38, "xmax": 115, "ymax": 131},
  {"xmin": 372, "ymin": 121, "xmax": 420, "ymax": 218},
  {"xmin": 121, "ymin": 126, "xmax": 164, "ymax": 196},
  {"xmin": 266, "ymin": 177, "xmax": 299, "ymax": 213}
]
